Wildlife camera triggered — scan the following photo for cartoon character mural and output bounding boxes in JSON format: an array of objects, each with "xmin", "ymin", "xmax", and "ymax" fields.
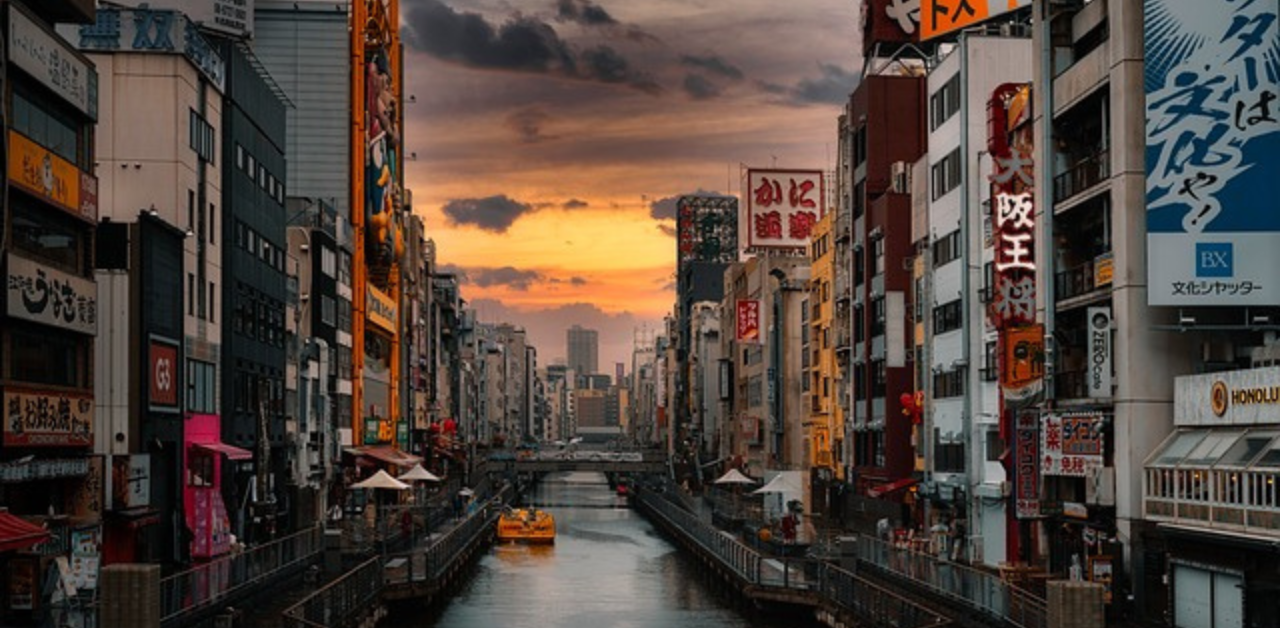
[{"xmin": 365, "ymin": 49, "xmax": 401, "ymax": 271}]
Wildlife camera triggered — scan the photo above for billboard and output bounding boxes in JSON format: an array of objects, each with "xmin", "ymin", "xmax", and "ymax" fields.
[
  {"xmin": 745, "ymin": 169, "xmax": 824, "ymax": 252},
  {"xmin": 1145, "ymin": 0, "xmax": 1280, "ymax": 306},
  {"xmin": 677, "ymin": 196, "xmax": 739, "ymax": 264},
  {"xmin": 920, "ymin": 0, "xmax": 1031, "ymax": 40},
  {"xmin": 1040, "ymin": 412, "xmax": 1104, "ymax": 477},
  {"xmin": 3, "ymin": 388, "xmax": 94, "ymax": 447},
  {"xmin": 159, "ymin": 0, "xmax": 254, "ymax": 38},
  {"xmin": 6, "ymin": 253, "xmax": 97, "ymax": 335},
  {"xmin": 860, "ymin": 0, "xmax": 921, "ymax": 54},
  {"xmin": 8, "ymin": 130, "xmax": 98, "ymax": 222},
  {"xmin": 736, "ymin": 300, "xmax": 761, "ymax": 343}
]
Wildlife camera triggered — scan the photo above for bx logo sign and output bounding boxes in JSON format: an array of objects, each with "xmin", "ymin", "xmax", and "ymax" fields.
[{"xmin": 1195, "ymin": 242, "xmax": 1233, "ymax": 278}]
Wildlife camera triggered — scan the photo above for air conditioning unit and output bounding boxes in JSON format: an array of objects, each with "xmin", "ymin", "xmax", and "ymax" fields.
[{"xmin": 891, "ymin": 162, "xmax": 911, "ymax": 194}]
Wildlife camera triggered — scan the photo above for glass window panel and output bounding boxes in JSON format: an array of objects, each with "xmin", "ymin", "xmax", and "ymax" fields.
[
  {"xmin": 1151, "ymin": 430, "xmax": 1207, "ymax": 466},
  {"xmin": 1183, "ymin": 430, "xmax": 1244, "ymax": 467},
  {"xmin": 1216, "ymin": 431, "xmax": 1280, "ymax": 468}
]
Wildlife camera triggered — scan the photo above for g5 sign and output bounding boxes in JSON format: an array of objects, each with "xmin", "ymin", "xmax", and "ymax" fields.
[{"xmin": 150, "ymin": 341, "xmax": 179, "ymax": 408}]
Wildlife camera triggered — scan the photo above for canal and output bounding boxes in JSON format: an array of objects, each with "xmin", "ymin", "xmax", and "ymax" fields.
[{"xmin": 400, "ymin": 471, "xmax": 812, "ymax": 628}]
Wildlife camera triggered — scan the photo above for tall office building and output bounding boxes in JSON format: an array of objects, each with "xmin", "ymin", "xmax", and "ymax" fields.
[{"xmin": 567, "ymin": 325, "xmax": 599, "ymax": 377}]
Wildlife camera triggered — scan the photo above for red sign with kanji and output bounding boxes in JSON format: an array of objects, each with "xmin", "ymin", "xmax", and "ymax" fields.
[
  {"xmin": 736, "ymin": 299, "xmax": 761, "ymax": 343},
  {"xmin": 746, "ymin": 169, "xmax": 824, "ymax": 251}
]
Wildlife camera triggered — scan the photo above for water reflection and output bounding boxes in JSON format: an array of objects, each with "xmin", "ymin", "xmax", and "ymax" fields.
[{"xmin": 401, "ymin": 472, "xmax": 805, "ymax": 628}]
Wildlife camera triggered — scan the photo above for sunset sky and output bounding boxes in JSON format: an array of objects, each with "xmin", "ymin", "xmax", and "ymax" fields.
[{"xmin": 400, "ymin": 0, "xmax": 859, "ymax": 367}]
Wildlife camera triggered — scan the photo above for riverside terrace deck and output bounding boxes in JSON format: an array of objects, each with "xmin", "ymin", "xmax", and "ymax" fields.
[{"xmin": 634, "ymin": 487, "xmax": 952, "ymax": 628}]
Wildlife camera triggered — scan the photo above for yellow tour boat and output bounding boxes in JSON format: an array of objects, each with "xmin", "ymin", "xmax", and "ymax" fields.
[{"xmin": 496, "ymin": 507, "xmax": 556, "ymax": 543}]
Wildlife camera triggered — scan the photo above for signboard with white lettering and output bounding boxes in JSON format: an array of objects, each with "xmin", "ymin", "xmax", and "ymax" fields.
[
  {"xmin": 1145, "ymin": 0, "xmax": 1280, "ymax": 305},
  {"xmin": 367, "ymin": 286, "xmax": 397, "ymax": 332},
  {"xmin": 8, "ymin": 5, "xmax": 96, "ymax": 118},
  {"xmin": 3, "ymin": 388, "xmax": 94, "ymax": 448},
  {"xmin": 157, "ymin": 0, "xmax": 254, "ymax": 39},
  {"xmin": 1175, "ymin": 366, "xmax": 1280, "ymax": 427},
  {"xmin": 149, "ymin": 340, "xmax": 180, "ymax": 409},
  {"xmin": 6, "ymin": 253, "xmax": 97, "ymax": 335}
]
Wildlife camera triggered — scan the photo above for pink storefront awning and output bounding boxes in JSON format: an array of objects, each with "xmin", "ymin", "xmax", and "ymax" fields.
[{"xmin": 193, "ymin": 441, "xmax": 253, "ymax": 460}]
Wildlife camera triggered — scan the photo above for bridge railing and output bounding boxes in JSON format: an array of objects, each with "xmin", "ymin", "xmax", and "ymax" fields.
[
  {"xmin": 855, "ymin": 535, "xmax": 1047, "ymax": 628},
  {"xmin": 160, "ymin": 526, "xmax": 322, "ymax": 625},
  {"xmin": 281, "ymin": 556, "xmax": 382, "ymax": 628}
]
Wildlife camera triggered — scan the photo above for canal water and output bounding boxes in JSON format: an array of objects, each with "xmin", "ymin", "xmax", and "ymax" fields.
[{"xmin": 405, "ymin": 471, "xmax": 811, "ymax": 628}]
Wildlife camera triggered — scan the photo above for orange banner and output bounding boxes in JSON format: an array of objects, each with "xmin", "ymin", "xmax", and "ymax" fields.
[
  {"xmin": 8, "ymin": 130, "xmax": 97, "ymax": 222},
  {"xmin": 921, "ymin": 0, "xmax": 1031, "ymax": 40}
]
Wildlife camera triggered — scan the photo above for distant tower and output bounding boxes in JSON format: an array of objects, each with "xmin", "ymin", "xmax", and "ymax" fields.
[
  {"xmin": 615, "ymin": 362, "xmax": 625, "ymax": 384},
  {"xmin": 567, "ymin": 325, "xmax": 598, "ymax": 376}
]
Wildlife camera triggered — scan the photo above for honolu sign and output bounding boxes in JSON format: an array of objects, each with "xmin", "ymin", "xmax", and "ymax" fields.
[{"xmin": 1175, "ymin": 366, "xmax": 1280, "ymax": 426}]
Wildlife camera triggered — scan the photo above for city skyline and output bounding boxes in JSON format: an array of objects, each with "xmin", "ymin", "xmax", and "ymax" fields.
[{"xmin": 401, "ymin": 0, "xmax": 856, "ymax": 355}]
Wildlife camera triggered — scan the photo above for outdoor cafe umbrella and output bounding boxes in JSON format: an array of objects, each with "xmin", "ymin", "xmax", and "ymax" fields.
[
  {"xmin": 397, "ymin": 464, "xmax": 442, "ymax": 483},
  {"xmin": 712, "ymin": 468, "xmax": 756, "ymax": 515},
  {"xmin": 350, "ymin": 469, "xmax": 411, "ymax": 491}
]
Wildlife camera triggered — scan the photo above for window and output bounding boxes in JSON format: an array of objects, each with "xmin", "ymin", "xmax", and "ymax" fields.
[
  {"xmin": 855, "ymin": 248, "xmax": 866, "ymax": 285},
  {"xmin": 934, "ymin": 368, "xmax": 966, "ymax": 398},
  {"xmin": 853, "ymin": 181, "xmax": 865, "ymax": 219},
  {"xmin": 932, "ymin": 230, "xmax": 961, "ymax": 267},
  {"xmin": 8, "ymin": 326, "xmax": 87, "ymax": 388},
  {"xmin": 13, "ymin": 87, "xmax": 82, "ymax": 167},
  {"xmin": 186, "ymin": 359, "xmax": 217, "ymax": 413},
  {"xmin": 872, "ymin": 237, "xmax": 885, "ymax": 276},
  {"xmin": 208, "ymin": 281, "xmax": 216, "ymax": 323},
  {"xmin": 246, "ymin": 153, "xmax": 255, "ymax": 177},
  {"xmin": 209, "ymin": 204, "xmax": 216, "ymax": 244},
  {"xmin": 986, "ymin": 429, "xmax": 1007, "ymax": 461},
  {"xmin": 854, "ymin": 363, "xmax": 866, "ymax": 401},
  {"xmin": 10, "ymin": 198, "xmax": 85, "ymax": 274},
  {"xmin": 933, "ymin": 300, "xmax": 962, "ymax": 334},
  {"xmin": 930, "ymin": 74, "xmax": 960, "ymax": 130},
  {"xmin": 852, "ymin": 125, "xmax": 867, "ymax": 166},
  {"xmin": 188, "ymin": 273, "xmax": 196, "ymax": 315},
  {"xmin": 934, "ymin": 433, "xmax": 965, "ymax": 472},
  {"xmin": 321, "ymin": 295, "xmax": 336, "ymax": 326},
  {"xmin": 321, "ymin": 246, "xmax": 337, "ymax": 277},
  {"xmin": 188, "ymin": 190, "xmax": 196, "ymax": 232},
  {"xmin": 871, "ymin": 297, "xmax": 885, "ymax": 337},
  {"xmin": 338, "ymin": 252, "xmax": 352, "ymax": 285},
  {"xmin": 236, "ymin": 144, "xmax": 245, "ymax": 170},
  {"xmin": 337, "ymin": 298, "xmax": 352, "ymax": 331},
  {"xmin": 871, "ymin": 360, "xmax": 886, "ymax": 398},
  {"xmin": 983, "ymin": 341, "xmax": 998, "ymax": 381},
  {"xmin": 854, "ymin": 304, "xmax": 865, "ymax": 343},
  {"xmin": 931, "ymin": 148, "xmax": 962, "ymax": 200},
  {"xmin": 189, "ymin": 109, "xmax": 215, "ymax": 163}
]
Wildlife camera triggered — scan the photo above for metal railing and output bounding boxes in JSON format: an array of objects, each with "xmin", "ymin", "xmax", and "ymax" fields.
[
  {"xmin": 161, "ymin": 525, "xmax": 322, "ymax": 625},
  {"xmin": 1055, "ymin": 260, "xmax": 1102, "ymax": 302},
  {"xmin": 856, "ymin": 535, "xmax": 1047, "ymax": 628},
  {"xmin": 1052, "ymin": 150, "xmax": 1109, "ymax": 204},
  {"xmin": 282, "ymin": 557, "xmax": 382, "ymax": 628},
  {"xmin": 639, "ymin": 490, "xmax": 949, "ymax": 628},
  {"xmin": 1054, "ymin": 368, "xmax": 1089, "ymax": 400}
]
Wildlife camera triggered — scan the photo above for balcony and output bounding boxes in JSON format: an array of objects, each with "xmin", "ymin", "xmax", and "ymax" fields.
[
  {"xmin": 1053, "ymin": 150, "xmax": 1109, "ymax": 205},
  {"xmin": 1054, "ymin": 369, "xmax": 1088, "ymax": 400},
  {"xmin": 1055, "ymin": 257, "xmax": 1110, "ymax": 305}
]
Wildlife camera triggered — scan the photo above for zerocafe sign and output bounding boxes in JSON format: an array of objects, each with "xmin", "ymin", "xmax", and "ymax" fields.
[{"xmin": 1086, "ymin": 307, "xmax": 1111, "ymax": 398}]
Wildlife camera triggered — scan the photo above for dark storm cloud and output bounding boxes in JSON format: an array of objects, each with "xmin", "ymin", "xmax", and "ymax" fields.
[
  {"xmin": 402, "ymin": 0, "xmax": 576, "ymax": 73},
  {"xmin": 679, "ymin": 54, "xmax": 743, "ymax": 81},
  {"xmin": 442, "ymin": 195, "xmax": 535, "ymax": 232},
  {"xmin": 569, "ymin": 276, "xmax": 588, "ymax": 286},
  {"xmin": 648, "ymin": 189, "xmax": 730, "ymax": 221},
  {"xmin": 580, "ymin": 46, "xmax": 662, "ymax": 94},
  {"xmin": 657, "ymin": 224, "xmax": 677, "ymax": 238},
  {"xmin": 554, "ymin": 0, "xmax": 658, "ymax": 42},
  {"xmin": 469, "ymin": 266, "xmax": 545, "ymax": 291},
  {"xmin": 792, "ymin": 63, "xmax": 858, "ymax": 104},
  {"xmin": 403, "ymin": 0, "xmax": 660, "ymax": 93},
  {"xmin": 505, "ymin": 107, "xmax": 557, "ymax": 144},
  {"xmin": 555, "ymin": 0, "xmax": 615, "ymax": 25},
  {"xmin": 682, "ymin": 74, "xmax": 721, "ymax": 100},
  {"xmin": 757, "ymin": 63, "xmax": 857, "ymax": 106},
  {"xmin": 563, "ymin": 198, "xmax": 589, "ymax": 209}
]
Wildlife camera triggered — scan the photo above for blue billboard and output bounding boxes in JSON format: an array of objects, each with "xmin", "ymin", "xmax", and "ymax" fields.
[{"xmin": 1145, "ymin": 0, "xmax": 1280, "ymax": 306}]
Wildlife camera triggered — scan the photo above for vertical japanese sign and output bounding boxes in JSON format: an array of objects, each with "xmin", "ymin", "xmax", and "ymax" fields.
[
  {"xmin": 737, "ymin": 300, "xmax": 761, "ymax": 342},
  {"xmin": 746, "ymin": 169, "xmax": 824, "ymax": 252},
  {"xmin": 1145, "ymin": 0, "xmax": 1280, "ymax": 306},
  {"xmin": 1014, "ymin": 411, "xmax": 1040, "ymax": 519},
  {"xmin": 1040, "ymin": 412, "xmax": 1104, "ymax": 477},
  {"xmin": 920, "ymin": 0, "xmax": 1031, "ymax": 40}
]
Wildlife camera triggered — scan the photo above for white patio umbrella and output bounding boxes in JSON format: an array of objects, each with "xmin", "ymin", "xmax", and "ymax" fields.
[
  {"xmin": 712, "ymin": 468, "xmax": 756, "ymax": 485},
  {"xmin": 397, "ymin": 464, "xmax": 442, "ymax": 483},
  {"xmin": 350, "ymin": 469, "xmax": 410, "ymax": 491}
]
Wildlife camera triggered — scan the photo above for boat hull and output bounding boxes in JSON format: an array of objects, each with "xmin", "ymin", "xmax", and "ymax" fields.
[{"xmin": 496, "ymin": 509, "xmax": 556, "ymax": 544}]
